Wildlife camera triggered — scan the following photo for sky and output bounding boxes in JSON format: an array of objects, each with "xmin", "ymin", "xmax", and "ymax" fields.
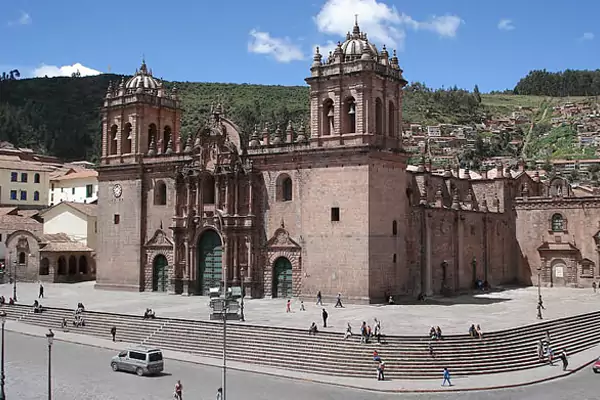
[{"xmin": 2, "ymin": 0, "xmax": 600, "ymax": 92}]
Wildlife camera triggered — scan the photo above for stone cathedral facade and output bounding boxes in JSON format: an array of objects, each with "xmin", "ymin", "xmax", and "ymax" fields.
[{"xmin": 99, "ymin": 22, "xmax": 596, "ymax": 303}]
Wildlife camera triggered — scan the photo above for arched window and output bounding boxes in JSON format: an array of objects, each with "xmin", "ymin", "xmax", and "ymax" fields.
[
  {"xmin": 393, "ymin": 254, "xmax": 397, "ymax": 263},
  {"xmin": 163, "ymin": 126, "xmax": 172, "ymax": 153},
  {"xmin": 68, "ymin": 256, "xmax": 77, "ymax": 275},
  {"xmin": 57, "ymin": 257, "xmax": 67, "ymax": 275},
  {"xmin": 148, "ymin": 123, "xmax": 157, "ymax": 150},
  {"xmin": 344, "ymin": 97, "xmax": 356, "ymax": 134},
  {"xmin": 375, "ymin": 98, "xmax": 383, "ymax": 135},
  {"xmin": 34, "ymin": 191, "xmax": 40, "ymax": 201},
  {"xmin": 79, "ymin": 256, "xmax": 88, "ymax": 274},
  {"xmin": 154, "ymin": 180, "xmax": 167, "ymax": 205},
  {"xmin": 276, "ymin": 174, "xmax": 293, "ymax": 202},
  {"xmin": 388, "ymin": 100, "xmax": 396, "ymax": 137},
  {"xmin": 39, "ymin": 258, "xmax": 50, "ymax": 275},
  {"xmin": 322, "ymin": 99, "xmax": 334, "ymax": 136},
  {"xmin": 18, "ymin": 252, "xmax": 26, "ymax": 264},
  {"xmin": 34, "ymin": 173, "xmax": 40, "ymax": 183},
  {"xmin": 551, "ymin": 214, "xmax": 565, "ymax": 232},
  {"xmin": 122, "ymin": 122, "xmax": 132, "ymax": 154},
  {"xmin": 392, "ymin": 220, "xmax": 398, "ymax": 236},
  {"xmin": 109, "ymin": 124, "xmax": 118, "ymax": 155},
  {"xmin": 203, "ymin": 174, "xmax": 216, "ymax": 204}
]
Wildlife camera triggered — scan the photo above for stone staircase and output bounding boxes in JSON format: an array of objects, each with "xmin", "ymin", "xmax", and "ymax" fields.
[{"xmin": 1, "ymin": 303, "xmax": 599, "ymax": 379}]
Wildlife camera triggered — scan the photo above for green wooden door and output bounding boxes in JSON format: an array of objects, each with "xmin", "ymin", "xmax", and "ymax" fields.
[
  {"xmin": 273, "ymin": 257, "xmax": 293, "ymax": 298},
  {"xmin": 152, "ymin": 255, "xmax": 168, "ymax": 292},
  {"xmin": 198, "ymin": 230, "xmax": 222, "ymax": 295}
]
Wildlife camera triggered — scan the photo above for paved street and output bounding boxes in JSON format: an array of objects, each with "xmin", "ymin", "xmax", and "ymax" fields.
[
  {"xmin": 3, "ymin": 281, "xmax": 600, "ymax": 335},
  {"xmin": 4, "ymin": 331, "xmax": 600, "ymax": 400}
]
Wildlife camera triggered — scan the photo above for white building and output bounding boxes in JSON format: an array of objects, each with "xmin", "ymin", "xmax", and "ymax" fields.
[
  {"xmin": 49, "ymin": 169, "xmax": 98, "ymax": 206},
  {"xmin": 39, "ymin": 202, "xmax": 97, "ymax": 250}
]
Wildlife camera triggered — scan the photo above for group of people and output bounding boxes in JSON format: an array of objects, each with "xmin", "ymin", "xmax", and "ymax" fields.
[
  {"xmin": 341, "ymin": 318, "xmax": 383, "ymax": 344},
  {"xmin": 429, "ymin": 326, "xmax": 443, "ymax": 340},
  {"xmin": 468, "ymin": 324, "xmax": 483, "ymax": 339},
  {"xmin": 173, "ymin": 380, "xmax": 222, "ymax": 399},
  {"xmin": 306, "ymin": 308, "xmax": 329, "ymax": 333},
  {"xmin": 537, "ymin": 331, "xmax": 569, "ymax": 371},
  {"xmin": 0, "ymin": 296, "xmax": 15, "ymax": 305}
]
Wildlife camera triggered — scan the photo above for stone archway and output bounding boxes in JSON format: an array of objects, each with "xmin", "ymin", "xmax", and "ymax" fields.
[
  {"xmin": 551, "ymin": 259, "xmax": 567, "ymax": 287},
  {"xmin": 272, "ymin": 257, "xmax": 293, "ymax": 298},
  {"xmin": 265, "ymin": 225, "xmax": 301, "ymax": 297},
  {"xmin": 196, "ymin": 229, "xmax": 222, "ymax": 295},
  {"xmin": 152, "ymin": 254, "xmax": 168, "ymax": 292},
  {"xmin": 57, "ymin": 256, "xmax": 67, "ymax": 275}
]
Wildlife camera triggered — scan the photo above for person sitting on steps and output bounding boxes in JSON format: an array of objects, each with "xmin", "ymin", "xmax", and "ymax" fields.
[
  {"xmin": 33, "ymin": 300, "xmax": 43, "ymax": 313},
  {"xmin": 308, "ymin": 322, "xmax": 318, "ymax": 336},
  {"xmin": 8, "ymin": 298, "xmax": 14, "ymax": 305},
  {"xmin": 143, "ymin": 308, "xmax": 156, "ymax": 319},
  {"xmin": 469, "ymin": 324, "xmax": 476, "ymax": 338}
]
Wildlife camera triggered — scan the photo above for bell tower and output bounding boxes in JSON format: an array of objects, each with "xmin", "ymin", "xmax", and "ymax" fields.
[
  {"xmin": 305, "ymin": 18, "xmax": 407, "ymax": 148},
  {"xmin": 101, "ymin": 60, "xmax": 181, "ymax": 165}
]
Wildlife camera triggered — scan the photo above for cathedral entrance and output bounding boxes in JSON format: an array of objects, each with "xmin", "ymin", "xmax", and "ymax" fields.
[
  {"xmin": 551, "ymin": 259, "xmax": 567, "ymax": 287},
  {"xmin": 197, "ymin": 230, "xmax": 222, "ymax": 295},
  {"xmin": 272, "ymin": 257, "xmax": 293, "ymax": 298},
  {"xmin": 152, "ymin": 255, "xmax": 168, "ymax": 292}
]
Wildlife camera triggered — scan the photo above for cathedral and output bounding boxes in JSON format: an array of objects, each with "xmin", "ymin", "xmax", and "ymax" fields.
[{"xmin": 96, "ymin": 21, "xmax": 600, "ymax": 303}]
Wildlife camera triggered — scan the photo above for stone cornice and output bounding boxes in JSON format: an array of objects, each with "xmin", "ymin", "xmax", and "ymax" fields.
[{"xmin": 515, "ymin": 195, "xmax": 600, "ymax": 210}]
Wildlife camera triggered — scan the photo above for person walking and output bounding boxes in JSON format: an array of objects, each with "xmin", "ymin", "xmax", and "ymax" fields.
[
  {"xmin": 38, "ymin": 283, "xmax": 44, "ymax": 299},
  {"xmin": 560, "ymin": 350, "xmax": 568, "ymax": 371},
  {"xmin": 343, "ymin": 322, "xmax": 352, "ymax": 340},
  {"xmin": 441, "ymin": 367, "xmax": 452, "ymax": 386},
  {"xmin": 111, "ymin": 326, "xmax": 117, "ymax": 342},
  {"xmin": 335, "ymin": 293, "xmax": 344, "ymax": 308},
  {"xmin": 593, "ymin": 282, "xmax": 597, "ymax": 293},
  {"xmin": 322, "ymin": 308, "xmax": 328, "ymax": 328},
  {"xmin": 299, "ymin": 300, "xmax": 306, "ymax": 311},
  {"xmin": 216, "ymin": 387, "xmax": 223, "ymax": 400},
  {"xmin": 377, "ymin": 361, "xmax": 385, "ymax": 381},
  {"xmin": 286, "ymin": 299, "xmax": 291, "ymax": 313},
  {"xmin": 316, "ymin": 291, "xmax": 322, "ymax": 306},
  {"xmin": 537, "ymin": 339, "xmax": 544, "ymax": 360},
  {"xmin": 174, "ymin": 380, "xmax": 183, "ymax": 400}
]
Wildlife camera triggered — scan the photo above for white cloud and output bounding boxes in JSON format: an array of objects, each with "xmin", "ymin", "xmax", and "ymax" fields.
[
  {"xmin": 33, "ymin": 63, "xmax": 101, "ymax": 78},
  {"xmin": 314, "ymin": 0, "xmax": 463, "ymax": 49},
  {"xmin": 248, "ymin": 30, "xmax": 305, "ymax": 63},
  {"xmin": 497, "ymin": 19, "xmax": 515, "ymax": 31},
  {"xmin": 581, "ymin": 32, "xmax": 594, "ymax": 40},
  {"xmin": 313, "ymin": 40, "xmax": 338, "ymax": 58},
  {"xmin": 8, "ymin": 11, "xmax": 31, "ymax": 26}
]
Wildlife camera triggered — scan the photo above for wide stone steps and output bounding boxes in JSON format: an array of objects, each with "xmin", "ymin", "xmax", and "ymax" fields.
[{"xmin": 3, "ymin": 304, "xmax": 598, "ymax": 379}]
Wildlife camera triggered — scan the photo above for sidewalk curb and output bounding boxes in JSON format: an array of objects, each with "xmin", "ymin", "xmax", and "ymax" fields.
[{"xmin": 5, "ymin": 324, "xmax": 595, "ymax": 393}]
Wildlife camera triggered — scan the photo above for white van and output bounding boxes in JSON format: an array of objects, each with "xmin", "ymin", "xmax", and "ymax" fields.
[{"xmin": 110, "ymin": 346, "xmax": 164, "ymax": 376}]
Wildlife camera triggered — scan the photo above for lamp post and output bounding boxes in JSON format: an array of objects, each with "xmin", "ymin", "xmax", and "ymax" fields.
[
  {"xmin": 0, "ymin": 310, "xmax": 6, "ymax": 400},
  {"xmin": 46, "ymin": 329, "xmax": 54, "ymax": 400},
  {"xmin": 221, "ymin": 270, "xmax": 228, "ymax": 400},
  {"xmin": 240, "ymin": 269, "xmax": 246, "ymax": 322},
  {"xmin": 12, "ymin": 261, "xmax": 17, "ymax": 302}
]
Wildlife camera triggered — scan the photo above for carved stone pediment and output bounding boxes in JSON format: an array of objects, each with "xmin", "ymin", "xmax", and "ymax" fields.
[
  {"xmin": 145, "ymin": 229, "xmax": 173, "ymax": 248},
  {"xmin": 267, "ymin": 228, "xmax": 300, "ymax": 249}
]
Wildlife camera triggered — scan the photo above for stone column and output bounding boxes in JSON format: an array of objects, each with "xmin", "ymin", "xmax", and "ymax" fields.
[
  {"xmin": 424, "ymin": 212, "xmax": 432, "ymax": 296},
  {"xmin": 183, "ymin": 239, "xmax": 190, "ymax": 295},
  {"xmin": 233, "ymin": 235, "xmax": 239, "ymax": 284},
  {"xmin": 186, "ymin": 178, "xmax": 193, "ymax": 217},
  {"xmin": 234, "ymin": 172, "xmax": 239, "ymax": 216},
  {"xmin": 215, "ymin": 176, "xmax": 221, "ymax": 210},
  {"xmin": 193, "ymin": 176, "xmax": 199, "ymax": 216},
  {"xmin": 224, "ymin": 176, "xmax": 230, "ymax": 214},
  {"xmin": 248, "ymin": 174, "xmax": 254, "ymax": 216},
  {"xmin": 246, "ymin": 235, "xmax": 253, "ymax": 298},
  {"xmin": 198, "ymin": 175, "xmax": 204, "ymax": 219}
]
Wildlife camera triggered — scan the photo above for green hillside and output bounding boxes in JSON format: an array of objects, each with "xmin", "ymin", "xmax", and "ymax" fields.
[{"xmin": 0, "ymin": 74, "xmax": 594, "ymax": 163}]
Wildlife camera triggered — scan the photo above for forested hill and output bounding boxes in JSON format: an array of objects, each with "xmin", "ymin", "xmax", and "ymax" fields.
[
  {"xmin": 0, "ymin": 75, "xmax": 485, "ymax": 162},
  {"xmin": 514, "ymin": 69, "xmax": 600, "ymax": 96}
]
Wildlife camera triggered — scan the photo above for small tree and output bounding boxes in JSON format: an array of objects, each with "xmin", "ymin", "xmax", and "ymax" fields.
[{"xmin": 473, "ymin": 85, "xmax": 482, "ymax": 104}]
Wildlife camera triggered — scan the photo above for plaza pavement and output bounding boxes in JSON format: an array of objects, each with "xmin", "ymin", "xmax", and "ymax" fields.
[
  {"xmin": 2, "ymin": 281, "xmax": 600, "ymax": 335},
  {"xmin": 5, "ymin": 320, "xmax": 600, "ymax": 393}
]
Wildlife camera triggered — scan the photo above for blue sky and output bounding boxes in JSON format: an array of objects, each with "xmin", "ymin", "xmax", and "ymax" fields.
[{"xmin": 3, "ymin": 0, "xmax": 600, "ymax": 92}]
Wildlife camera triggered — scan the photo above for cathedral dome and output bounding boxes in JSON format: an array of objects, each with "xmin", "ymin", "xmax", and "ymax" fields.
[
  {"xmin": 125, "ymin": 61, "xmax": 160, "ymax": 90},
  {"xmin": 340, "ymin": 20, "xmax": 378, "ymax": 61}
]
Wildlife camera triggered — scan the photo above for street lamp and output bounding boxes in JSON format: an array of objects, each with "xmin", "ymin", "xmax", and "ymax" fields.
[
  {"xmin": 0, "ymin": 310, "xmax": 6, "ymax": 400},
  {"xmin": 12, "ymin": 261, "xmax": 17, "ymax": 302},
  {"xmin": 240, "ymin": 269, "xmax": 246, "ymax": 322},
  {"xmin": 46, "ymin": 329, "xmax": 54, "ymax": 400},
  {"xmin": 221, "ymin": 280, "xmax": 228, "ymax": 400}
]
